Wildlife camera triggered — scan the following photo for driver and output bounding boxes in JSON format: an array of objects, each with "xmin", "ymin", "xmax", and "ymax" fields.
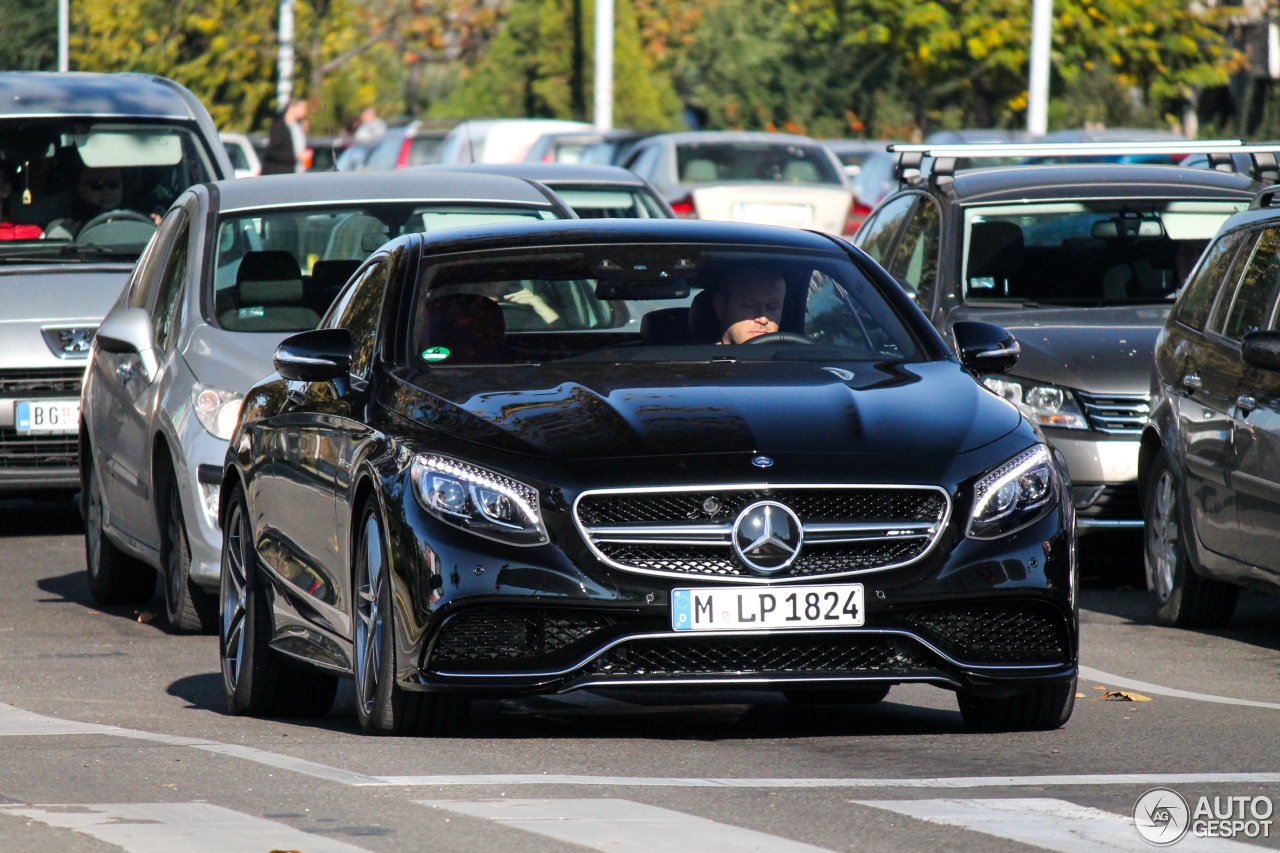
[
  {"xmin": 45, "ymin": 166, "xmax": 127, "ymax": 240},
  {"xmin": 714, "ymin": 271, "xmax": 786, "ymax": 344}
]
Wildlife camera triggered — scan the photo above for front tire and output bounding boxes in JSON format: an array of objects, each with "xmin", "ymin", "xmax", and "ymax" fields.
[
  {"xmin": 957, "ymin": 678, "xmax": 1075, "ymax": 731},
  {"xmin": 83, "ymin": 450, "xmax": 156, "ymax": 605},
  {"xmin": 1143, "ymin": 449, "xmax": 1237, "ymax": 628},
  {"xmin": 160, "ymin": 471, "xmax": 217, "ymax": 634},
  {"xmin": 353, "ymin": 500, "xmax": 468, "ymax": 736},
  {"xmin": 220, "ymin": 485, "xmax": 337, "ymax": 718}
]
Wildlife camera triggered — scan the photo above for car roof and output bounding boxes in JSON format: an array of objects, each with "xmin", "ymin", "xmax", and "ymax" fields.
[
  {"xmin": 414, "ymin": 162, "xmax": 649, "ymax": 187},
  {"xmin": 0, "ymin": 72, "xmax": 200, "ymax": 120},
  {"xmin": 649, "ymin": 131, "xmax": 827, "ymax": 146},
  {"xmin": 208, "ymin": 171, "xmax": 562, "ymax": 213},
  {"xmin": 411, "ymin": 217, "xmax": 843, "ymax": 255},
  {"xmin": 947, "ymin": 164, "xmax": 1260, "ymax": 204}
]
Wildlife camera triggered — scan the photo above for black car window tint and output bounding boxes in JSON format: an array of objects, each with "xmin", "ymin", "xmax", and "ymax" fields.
[
  {"xmin": 887, "ymin": 197, "xmax": 941, "ymax": 306},
  {"xmin": 854, "ymin": 195, "xmax": 915, "ymax": 265},
  {"xmin": 127, "ymin": 208, "xmax": 185, "ymax": 310},
  {"xmin": 1175, "ymin": 228, "xmax": 1250, "ymax": 331},
  {"xmin": 338, "ymin": 261, "xmax": 389, "ymax": 380},
  {"xmin": 1223, "ymin": 227, "xmax": 1280, "ymax": 340},
  {"xmin": 151, "ymin": 216, "xmax": 191, "ymax": 353}
]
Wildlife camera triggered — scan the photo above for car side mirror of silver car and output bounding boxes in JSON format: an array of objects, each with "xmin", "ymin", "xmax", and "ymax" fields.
[
  {"xmin": 952, "ymin": 321, "xmax": 1020, "ymax": 375},
  {"xmin": 1241, "ymin": 331, "xmax": 1280, "ymax": 372},
  {"xmin": 95, "ymin": 308, "xmax": 159, "ymax": 382},
  {"xmin": 274, "ymin": 328, "xmax": 353, "ymax": 383}
]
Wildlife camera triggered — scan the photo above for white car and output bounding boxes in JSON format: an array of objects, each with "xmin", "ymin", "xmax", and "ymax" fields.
[
  {"xmin": 220, "ymin": 132, "xmax": 261, "ymax": 178},
  {"xmin": 622, "ymin": 131, "xmax": 857, "ymax": 237},
  {"xmin": 436, "ymin": 119, "xmax": 593, "ymax": 165}
]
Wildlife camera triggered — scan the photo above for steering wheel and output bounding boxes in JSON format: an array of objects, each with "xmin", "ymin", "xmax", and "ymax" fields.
[
  {"xmin": 79, "ymin": 209, "xmax": 153, "ymax": 233},
  {"xmin": 745, "ymin": 331, "xmax": 813, "ymax": 345}
]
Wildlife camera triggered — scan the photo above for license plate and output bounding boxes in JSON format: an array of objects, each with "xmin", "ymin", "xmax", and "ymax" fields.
[
  {"xmin": 15, "ymin": 399, "xmax": 80, "ymax": 435},
  {"xmin": 672, "ymin": 584, "xmax": 865, "ymax": 632},
  {"xmin": 734, "ymin": 203, "xmax": 812, "ymax": 227}
]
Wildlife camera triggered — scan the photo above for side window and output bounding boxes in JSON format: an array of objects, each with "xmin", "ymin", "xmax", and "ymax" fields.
[
  {"xmin": 626, "ymin": 144, "xmax": 661, "ymax": 180},
  {"xmin": 151, "ymin": 216, "xmax": 191, "ymax": 353},
  {"xmin": 127, "ymin": 207, "xmax": 185, "ymax": 310},
  {"xmin": 853, "ymin": 195, "xmax": 915, "ymax": 264},
  {"xmin": 1176, "ymin": 228, "xmax": 1249, "ymax": 331},
  {"xmin": 334, "ymin": 260, "xmax": 389, "ymax": 380},
  {"xmin": 887, "ymin": 198, "xmax": 941, "ymax": 306},
  {"xmin": 1221, "ymin": 227, "xmax": 1280, "ymax": 340}
]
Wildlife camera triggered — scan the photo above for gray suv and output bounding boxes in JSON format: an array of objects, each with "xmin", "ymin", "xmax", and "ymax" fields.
[
  {"xmin": 80, "ymin": 171, "xmax": 572, "ymax": 631},
  {"xmin": 0, "ymin": 72, "xmax": 230, "ymax": 497}
]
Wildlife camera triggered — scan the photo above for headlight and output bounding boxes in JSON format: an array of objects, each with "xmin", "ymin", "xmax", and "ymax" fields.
[
  {"xmin": 192, "ymin": 385, "xmax": 243, "ymax": 441},
  {"xmin": 411, "ymin": 454, "xmax": 548, "ymax": 546},
  {"xmin": 982, "ymin": 376, "xmax": 1088, "ymax": 430},
  {"xmin": 968, "ymin": 444, "xmax": 1058, "ymax": 539}
]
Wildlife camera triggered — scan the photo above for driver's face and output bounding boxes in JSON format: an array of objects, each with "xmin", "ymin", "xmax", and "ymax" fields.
[
  {"xmin": 78, "ymin": 168, "xmax": 123, "ymax": 211},
  {"xmin": 715, "ymin": 275, "xmax": 786, "ymax": 344}
]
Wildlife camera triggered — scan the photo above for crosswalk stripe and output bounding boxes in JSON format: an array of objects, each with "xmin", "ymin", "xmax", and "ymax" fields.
[
  {"xmin": 420, "ymin": 798, "xmax": 836, "ymax": 853},
  {"xmin": 854, "ymin": 798, "xmax": 1266, "ymax": 852},
  {"xmin": 0, "ymin": 802, "xmax": 375, "ymax": 853}
]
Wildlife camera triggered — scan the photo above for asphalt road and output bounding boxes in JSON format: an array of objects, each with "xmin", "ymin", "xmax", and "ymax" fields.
[{"xmin": 2, "ymin": 497, "xmax": 1280, "ymax": 853}]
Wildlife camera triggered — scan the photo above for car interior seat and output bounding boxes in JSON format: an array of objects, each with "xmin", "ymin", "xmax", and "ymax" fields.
[
  {"xmin": 967, "ymin": 221, "xmax": 1025, "ymax": 298},
  {"xmin": 782, "ymin": 160, "xmax": 820, "ymax": 183},
  {"xmin": 641, "ymin": 307, "xmax": 692, "ymax": 345},
  {"xmin": 681, "ymin": 159, "xmax": 718, "ymax": 183},
  {"xmin": 307, "ymin": 259, "xmax": 362, "ymax": 316},
  {"xmin": 221, "ymin": 250, "xmax": 321, "ymax": 332},
  {"xmin": 422, "ymin": 293, "xmax": 507, "ymax": 364},
  {"xmin": 687, "ymin": 289, "xmax": 723, "ymax": 343}
]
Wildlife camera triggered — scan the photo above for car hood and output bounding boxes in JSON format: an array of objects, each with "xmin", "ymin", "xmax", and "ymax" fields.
[
  {"xmin": 954, "ymin": 304, "xmax": 1170, "ymax": 394},
  {"xmin": 0, "ymin": 263, "xmax": 131, "ymax": 368},
  {"xmin": 183, "ymin": 324, "xmax": 294, "ymax": 392},
  {"xmin": 393, "ymin": 359, "xmax": 1021, "ymax": 461}
]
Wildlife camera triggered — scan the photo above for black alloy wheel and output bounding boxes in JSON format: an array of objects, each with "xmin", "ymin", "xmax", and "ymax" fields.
[
  {"xmin": 1143, "ymin": 448, "xmax": 1237, "ymax": 628},
  {"xmin": 220, "ymin": 485, "xmax": 337, "ymax": 718},
  {"xmin": 160, "ymin": 470, "xmax": 217, "ymax": 634},
  {"xmin": 83, "ymin": 448, "xmax": 156, "ymax": 605},
  {"xmin": 956, "ymin": 677, "xmax": 1076, "ymax": 731},
  {"xmin": 353, "ymin": 500, "xmax": 468, "ymax": 736},
  {"xmin": 784, "ymin": 685, "xmax": 891, "ymax": 705}
]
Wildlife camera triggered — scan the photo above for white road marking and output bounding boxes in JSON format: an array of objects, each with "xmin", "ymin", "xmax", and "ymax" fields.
[
  {"xmin": 855, "ymin": 798, "xmax": 1264, "ymax": 853},
  {"xmin": 0, "ymin": 703, "xmax": 115, "ymax": 736},
  {"xmin": 421, "ymin": 798, "xmax": 836, "ymax": 852},
  {"xmin": 1080, "ymin": 666, "xmax": 1280, "ymax": 711},
  {"xmin": 0, "ymin": 802, "xmax": 375, "ymax": 853}
]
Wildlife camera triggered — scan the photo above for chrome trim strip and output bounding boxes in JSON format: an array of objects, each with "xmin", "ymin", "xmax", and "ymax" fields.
[
  {"xmin": 562, "ymin": 674, "xmax": 963, "ymax": 691},
  {"xmin": 1077, "ymin": 518, "xmax": 1143, "ymax": 529},
  {"xmin": 572, "ymin": 483, "xmax": 952, "ymax": 584},
  {"xmin": 220, "ymin": 198, "xmax": 555, "ymax": 215},
  {"xmin": 427, "ymin": 626, "xmax": 1064, "ymax": 680}
]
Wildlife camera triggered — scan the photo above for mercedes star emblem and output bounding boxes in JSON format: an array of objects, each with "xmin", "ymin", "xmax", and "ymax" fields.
[
  {"xmin": 732, "ymin": 500, "xmax": 803, "ymax": 574},
  {"xmin": 752, "ymin": 455, "xmax": 773, "ymax": 468}
]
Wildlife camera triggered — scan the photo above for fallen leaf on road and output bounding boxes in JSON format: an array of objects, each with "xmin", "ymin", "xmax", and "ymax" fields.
[
  {"xmin": 1075, "ymin": 693, "xmax": 1085, "ymax": 698},
  {"xmin": 1103, "ymin": 690, "xmax": 1152, "ymax": 702},
  {"xmin": 136, "ymin": 611, "xmax": 154, "ymax": 624},
  {"xmin": 1092, "ymin": 685, "xmax": 1107, "ymax": 691}
]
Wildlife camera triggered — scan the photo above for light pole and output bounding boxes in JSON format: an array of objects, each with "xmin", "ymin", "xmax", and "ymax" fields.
[
  {"xmin": 58, "ymin": 0, "xmax": 69, "ymax": 72},
  {"xmin": 593, "ymin": 0, "xmax": 613, "ymax": 131},
  {"xmin": 1027, "ymin": 0, "xmax": 1052, "ymax": 135},
  {"xmin": 277, "ymin": 0, "xmax": 296, "ymax": 110}
]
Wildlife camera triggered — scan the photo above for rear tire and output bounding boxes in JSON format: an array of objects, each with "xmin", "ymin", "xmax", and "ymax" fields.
[
  {"xmin": 160, "ymin": 470, "xmax": 217, "ymax": 634},
  {"xmin": 353, "ymin": 500, "xmax": 468, "ymax": 736},
  {"xmin": 784, "ymin": 685, "xmax": 890, "ymax": 705},
  {"xmin": 83, "ymin": 450, "xmax": 156, "ymax": 606},
  {"xmin": 220, "ymin": 485, "xmax": 337, "ymax": 718},
  {"xmin": 957, "ymin": 678, "xmax": 1076, "ymax": 731},
  {"xmin": 1143, "ymin": 449, "xmax": 1237, "ymax": 628}
]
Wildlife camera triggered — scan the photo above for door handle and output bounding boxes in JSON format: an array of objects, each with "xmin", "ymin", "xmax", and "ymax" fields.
[
  {"xmin": 1181, "ymin": 373, "xmax": 1202, "ymax": 393},
  {"xmin": 1238, "ymin": 395, "xmax": 1257, "ymax": 415}
]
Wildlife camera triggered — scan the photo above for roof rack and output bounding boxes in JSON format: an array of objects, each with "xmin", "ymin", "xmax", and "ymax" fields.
[{"xmin": 886, "ymin": 140, "xmax": 1280, "ymax": 189}]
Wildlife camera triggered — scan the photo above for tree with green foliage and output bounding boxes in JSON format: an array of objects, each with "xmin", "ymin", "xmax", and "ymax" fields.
[{"xmin": 0, "ymin": 0, "xmax": 58, "ymax": 71}]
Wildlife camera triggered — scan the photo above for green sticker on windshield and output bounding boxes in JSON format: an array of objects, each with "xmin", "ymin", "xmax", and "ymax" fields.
[{"xmin": 421, "ymin": 346, "xmax": 452, "ymax": 362}]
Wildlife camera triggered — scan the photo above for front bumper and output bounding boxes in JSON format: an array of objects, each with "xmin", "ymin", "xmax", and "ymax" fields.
[{"xmin": 1047, "ymin": 432, "xmax": 1141, "ymax": 529}]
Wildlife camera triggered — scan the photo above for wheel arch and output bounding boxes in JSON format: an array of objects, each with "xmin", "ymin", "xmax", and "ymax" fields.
[{"xmin": 1137, "ymin": 424, "xmax": 1164, "ymax": 507}]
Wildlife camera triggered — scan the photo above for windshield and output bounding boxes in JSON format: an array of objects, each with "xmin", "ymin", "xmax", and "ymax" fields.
[
  {"xmin": 676, "ymin": 142, "xmax": 844, "ymax": 186},
  {"xmin": 961, "ymin": 200, "xmax": 1246, "ymax": 306},
  {"xmin": 213, "ymin": 203, "xmax": 557, "ymax": 332},
  {"xmin": 552, "ymin": 187, "xmax": 671, "ymax": 219},
  {"xmin": 0, "ymin": 119, "xmax": 215, "ymax": 258},
  {"xmin": 408, "ymin": 245, "xmax": 920, "ymax": 366}
]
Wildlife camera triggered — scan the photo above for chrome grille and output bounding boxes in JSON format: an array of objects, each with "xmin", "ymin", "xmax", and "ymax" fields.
[
  {"xmin": 1076, "ymin": 391, "xmax": 1149, "ymax": 435},
  {"xmin": 575, "ymin": 485, "xmax": 949, "ymax": 582}
]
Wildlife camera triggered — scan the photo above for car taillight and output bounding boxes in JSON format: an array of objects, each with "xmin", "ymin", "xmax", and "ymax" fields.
[
  {"xmin": 395, "ymin": 139, "xmax": 413, "ymax": 169},
  {"xmin": 843, "ymin": 199, "xmax": 873, "ymax": 236},
  {"xmin": 670, "ymin": 193, "xmax": 698, "ymax": 219}
]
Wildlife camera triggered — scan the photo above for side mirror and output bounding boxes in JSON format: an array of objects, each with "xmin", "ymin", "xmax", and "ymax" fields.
[
  {"xmin": 953, "ymin": 320, "xmax": 1020, "ymax": 375},
  {"xmin": 1242, "ymin": 330, "xmax": 1280, "ymax": 371},
  {"xmin": 95, "ymin": 308, "xmax": 159, "ymax": 381},
  {"xmin": 274, "ymin": 328, "xmax": 353, "ymax": 383}
]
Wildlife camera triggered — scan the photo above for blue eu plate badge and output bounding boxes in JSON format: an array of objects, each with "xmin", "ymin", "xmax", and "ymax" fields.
[{"xmin": 672, "ymin": 589, "xmax": 693, "ymax": 631}]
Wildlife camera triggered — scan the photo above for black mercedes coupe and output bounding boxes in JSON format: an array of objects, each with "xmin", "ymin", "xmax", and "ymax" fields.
[{"xmin": 218, "ymin": 219, "xmax": 1078, "ymax": 735}]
